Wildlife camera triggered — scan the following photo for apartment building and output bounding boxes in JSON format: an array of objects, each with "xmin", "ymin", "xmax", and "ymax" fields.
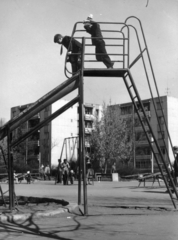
[
  {"xmin": 11, "ymin": 100, "xmax": 102, "ymax": 167},
  {"xmin": 114, "ymin": 96, "xmax": 178, "ymax": 170},
  {"xmin": 51, "ymin": 100, "xmax": 102, "ymax": 166},
  {"xmin": 11, "ymin": 95, "xmax": 178, "ymax": 170},
  {"xmin": 11, "ymin": 104, "xmax": 51, "ymax": 168}
]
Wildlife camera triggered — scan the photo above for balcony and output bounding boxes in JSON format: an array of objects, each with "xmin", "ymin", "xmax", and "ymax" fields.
[
  {"xmin": 134, "ymin": 126, "xmax": 149, "ymax": 131},
  {"xmin": 85, "ymin": 128, "xmax": 92, "ymax": 134},
  {"xmin": 85, "ymin": 114, "xmax": 95, "ymax": 121},
  {"xmin": 135, "ymin": 155, "xmax": 151, "ymax": 160},
  {"xmin": 135, "ymin": 140, "xmax": 149, "ymax": 145}
]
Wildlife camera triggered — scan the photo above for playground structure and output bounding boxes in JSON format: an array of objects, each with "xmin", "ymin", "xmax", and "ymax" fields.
[{"xmin": 0, "ymin": 16, "xmax": 178, "ymax": 215}]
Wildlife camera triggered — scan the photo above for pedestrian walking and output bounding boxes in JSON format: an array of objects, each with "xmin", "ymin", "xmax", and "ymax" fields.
[
  {"xmin": 173, "ymin": 146, "xmax": 178, "ymax": 186},
  {"xmin": 62, "ymin": 159, "xmax": 70, "ymax": 185},
  {"xmin": 56, "ymin": 159, "xmax": 63, "ymax": 183},
  {"xmin": 44, "ymin": 165, "xmax": 51, "ymax": 180}
]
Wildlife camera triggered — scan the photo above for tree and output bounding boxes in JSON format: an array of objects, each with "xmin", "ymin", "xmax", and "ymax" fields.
[
  {"xmin": 0, "ymin": 137, "xmax": 8, "ymax": 173},
  {"xmin": 89, "ymin": 102, "xmax": 133, "ymax": 173}
]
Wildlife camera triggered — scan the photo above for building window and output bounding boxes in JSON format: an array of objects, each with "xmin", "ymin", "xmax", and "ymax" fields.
[
  {"xmin": 44, "ymin": 124, "xmax": 49, "ymax": 133},
  {"xmin": 136, "ymin": 159, "xmax": 151, "ymax": 169},
  {"xmin": 85, "ymin": 121, "xmax": 92, "ymax": 128},
  {"xmin": 121, "ymin": 106, "xmax": 132, "ymax": 115},
  {"xmin": 85, "ymin": 107, "xmax": 93, "ymax": 115},
  {"xmin": 156, "ymin": 101, "xmax": 163, "ymax": 110},
  {"xmin": 158, "ymin": 131, "xmax": 164, "ymax": 139},
  {"xmin": 135, "ymin": 132, "xmax": 147, "ymax": 141},
  {"xmin": 135, "ymin": 146, "xmax": 151, "ymax": 156},
  {"xmin": 160, "ymin": 147, "xmax": 165, "ymax": 155}
]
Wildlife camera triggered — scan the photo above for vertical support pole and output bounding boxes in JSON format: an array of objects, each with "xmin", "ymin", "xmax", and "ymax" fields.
[
  {"xmin": 7, "ymin": 126, "xmax": 15, "ymax": 210},
  {"xmin": 65, "ymin": 139, "xmax": 68, "ymax": 160},
  {"xmin": 60, "ymin": 138, "xmax": 65, "ymax": 160},
  {"xmin": 69, "ymin": 138, "xmax": 71, "ymax": 160},
  {"xmin": 78, "ymin": 37, "xmax": 88, "ymax": 215},
  {"xmin": 77, "ymin": 134, "xmax": 81, "ymax": 204},
  {"xmin": 151, "ymin": 137, "xmax": 154, "ymax": 173},
  {"xmin": 132, "ymin": 104, "xmax": 135, "ymax": 168}
]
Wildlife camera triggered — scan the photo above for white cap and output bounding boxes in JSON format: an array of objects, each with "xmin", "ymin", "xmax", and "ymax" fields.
[
  {"xmin": 86, "ymin": 14, "xmax": 93, "ymax": 21},
  {"xmin": 88, "ymin": 14, "xmax": 93, "ymax": 20}
]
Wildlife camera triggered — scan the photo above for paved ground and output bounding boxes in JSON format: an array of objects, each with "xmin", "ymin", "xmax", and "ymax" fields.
[{"xmin": 0, "ymin": 179, "xmax": 178, "ymax": 240}]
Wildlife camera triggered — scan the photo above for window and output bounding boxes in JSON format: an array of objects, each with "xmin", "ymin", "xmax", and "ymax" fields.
[
  {"xmin": 135, "ymin": 132, "xmax": 147, "ymax": 141},
  {"xmin": 158, "ymin": 131, "xmax": 164, "ymax": 140},
  {"xmin": 85, "ymin": 121, "xmax": 92, "ymax": 128},
  {"xmin": 85, "ymin": 107, "xmax": 93, "ymax": 115},
  {"xmin": 136, "ymin": 146, "xmax": 151, "ymax": 156},
  {"xmin": 136, "ymin": 159, "xmax": 151, "ymax": 169},
  {"xmin": 156, "ymin": 101, "xmax": 163, "ymax": 110},
  {"xmin": 121, "ymin": 106, "xmax": 132, "ymax": 115}
]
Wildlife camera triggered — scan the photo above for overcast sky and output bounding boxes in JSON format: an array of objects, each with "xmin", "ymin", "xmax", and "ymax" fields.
[{"xmin": 0, "ymin": 0, "xmax": 178, "ymax": 122}]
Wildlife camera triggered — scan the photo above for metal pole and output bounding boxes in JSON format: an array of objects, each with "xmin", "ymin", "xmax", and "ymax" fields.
[
  {"xmin": 151, "ymin": 137, "xmax": 154, "ymax": 173},
  {"xmin": 81, "ymin": 37, "xmax": 88, "ymax": 215},
  {"xmin": 7, "ymin": 127, "xmax": 14, "ymax": 211},
  {"xmin": 132, "ymin": 104, "xmax": 135, "ymax": 168},
  {"xmin": 78, "ymin": 37, "xmax": 88, "ymax": 215}
]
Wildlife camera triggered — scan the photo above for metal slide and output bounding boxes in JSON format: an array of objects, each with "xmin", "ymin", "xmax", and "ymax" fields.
[{"xmin": 0, "ymin": 73, "xmax": 80, "ymax": 210}]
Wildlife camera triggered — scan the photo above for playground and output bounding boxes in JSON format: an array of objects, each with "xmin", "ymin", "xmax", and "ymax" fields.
[
  {"xmin": 0, "ymin": 16, "xmax": 178, "ymax": 215},
  {"xmin": 0, "ymin": 180, "xmax": 178, "ymax": 239}
]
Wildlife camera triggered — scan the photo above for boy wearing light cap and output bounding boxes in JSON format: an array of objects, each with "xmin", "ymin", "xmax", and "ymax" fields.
[{"xmin": 83, "ymin": 14, "xmax": 114, "ymax": 69}]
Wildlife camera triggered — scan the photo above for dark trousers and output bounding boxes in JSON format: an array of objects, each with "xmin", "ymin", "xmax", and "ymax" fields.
[
  {"xmin": 57, "ymin": 170, "xmax": 62, "ymax": 183},
  {"xmin": 70, "ymin": 54, "xmax": 81, "ymax": 75},
  {"xmin": 95, "ymin": 42, "xmax": 112, "ymax": 68}
]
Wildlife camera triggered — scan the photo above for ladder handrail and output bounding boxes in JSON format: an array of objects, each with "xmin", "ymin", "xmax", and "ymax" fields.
[
  {"xmin": 124, "ymin": 70, "xmax": 178, "ymax": 208},
  {"xmin": 125, "ymin": 16, "xmax": 176, "ymax": 171}
]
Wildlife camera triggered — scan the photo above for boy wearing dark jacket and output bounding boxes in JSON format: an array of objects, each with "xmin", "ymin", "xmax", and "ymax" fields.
[
  {"xmin": 54, "ymin": 34, "xmax": 82, "ymax": 74},
  {"xmin": 83, "ymin": 14, "xmax": 114, "ymax": 69}
]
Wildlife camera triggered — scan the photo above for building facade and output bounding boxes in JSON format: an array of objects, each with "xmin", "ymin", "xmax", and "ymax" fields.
[
  {"xmin": 11, "ymin": 96, "xmax": 178, "ymax": 171},
  {"xmin": 51, "ymin": 100, "xmax": 102, "ymax": 166},
  {"xmin": 11, "ymin": 103, "xmax": 51, "ymax": 168},
  {"xmin": 116, "ymin": 96, "xmax": 178, "ymax": 171},
  {"xmin": 11, "ymin": 100, "xmax": 102, "ymax": 167}
]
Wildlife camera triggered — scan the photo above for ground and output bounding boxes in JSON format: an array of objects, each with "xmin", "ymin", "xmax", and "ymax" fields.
[{"xmin": 0, "ymin": 179, "xmax": 178, "ymax": 240}]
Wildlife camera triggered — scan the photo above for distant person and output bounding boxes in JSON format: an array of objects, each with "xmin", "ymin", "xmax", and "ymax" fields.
[
  {"xmin": 173, "ymin": 146, "xmax": 178, "ymax": 186},
  {"xmin": 111, "ymin": 162, "xmax": 116, "ymax": 173},
  {"xmin": 86, "ymin": 157, "xmax": 93, "ymax": 185},
  {"xmin": 13, "ymin": 171, "xmax": 19, "ymax": 184},
  {"xmin": 44, "ymin": 165, "xmax": 51, "ymax": 180},
  {"xmin": 26, "ymin": 171, "xmax": 31, "ymax": 184},
  {"xmin": 56, "ymin": 159, "xmax": 62, "ymax": 183},
  {"xmin": 54, "ymin": 34, "xmax": 82, "ymax": 74},
  {"xmin": 62, "ymin": 159, "xmax": 70, "ymax": 185},
  {"xmin": 39, "ymin": 164, "xmax": 44, "ymax": 179},
  {"xmin": 83, "ymin": 14, "xmax": 114, "ymax": 69}
]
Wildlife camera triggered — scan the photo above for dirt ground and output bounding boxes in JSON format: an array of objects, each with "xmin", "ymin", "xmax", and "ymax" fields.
[{"xmin": 0, "ymin": 180, "xmax": 178, "ymax": 240}]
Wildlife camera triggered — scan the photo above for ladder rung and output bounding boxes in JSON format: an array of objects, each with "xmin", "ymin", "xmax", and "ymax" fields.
[{"xmin": 133, "ymin": 96, "xmax": 137, "ymax": 100}]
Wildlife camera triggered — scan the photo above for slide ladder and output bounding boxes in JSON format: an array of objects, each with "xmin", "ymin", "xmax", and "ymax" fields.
[{"xmin": 123, "ymin": 70, "xmax": 178, "ymax": 208}]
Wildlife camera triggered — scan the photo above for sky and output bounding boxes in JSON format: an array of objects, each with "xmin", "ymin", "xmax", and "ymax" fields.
[{"xmin": 0, "ymin": 0, "xmax": 178, "ymax": 122}]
